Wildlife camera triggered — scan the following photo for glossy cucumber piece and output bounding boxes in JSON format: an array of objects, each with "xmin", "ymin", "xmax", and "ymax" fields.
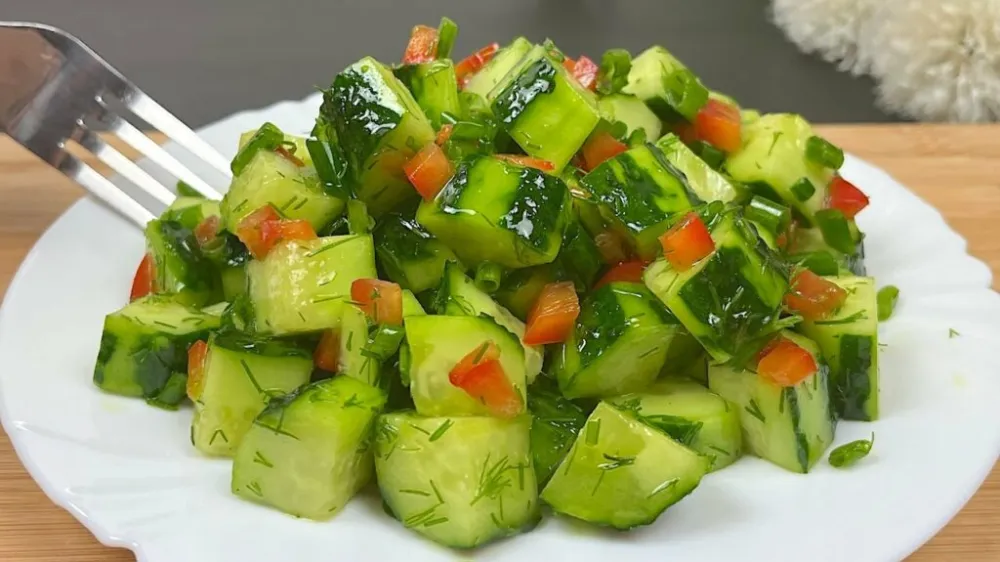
[
  {"xmin": 375, "ymin": 412, "xmax": 539, "ymax": 548},
  {"xmin": 231, "ymin": 376, "xmax": 385, "ymax": 519},
  {"xmin": 321, "ymin": 57, "xmax": 435, "ymax": 216},
  {"xmin": 580, "ymin": 143, "xmax": 700, "ymax": 260},
  {"xmin": 401, "ymin": 289, "xmax": 426, "ymax": 317},
  {"xmin": 489, "ymin": 45, "xmax": 601, "ymax": 171},
  {"xmin": 527, "ymin": 377, "xmax": 588, "ymax": 486},
  {"xmin": 798, "ymin": 275, "xmax": 879, "ymax": 420},
  {"xmin": 373, "ymin": 212, "xmax": 459, "ymax": 294},
  {"xmin": 161, "ymin": 196, "xmax": 220, "ymax": 230},
  {"xmin": 338, "ymin": 303, "xmax": 405, "ymax": 388},
  {"xmin": 610, "ymin": 379, "xmax": 743, "ymax": 471},
  {"xmin": 434, "ymin": 262, "xmax": 543, "ymax": 382},
  {"xmin": 655, "ymin": 133, "xmax": 742, "ymax": 203},
  {"xmin": 643, "ymin": 208, "xmax": 788, "ymax": 363},
  {"xmin": 394, "ymin": 59, "xmax": 462, "ymax": 130},
  {"xmin": 405, "ymin": 315, "xmax": 527, "ymax": 417},
  {"xmin": 708, "ymin": 332, "xmax": 836, "ymax": 473},
  {"xmin": 623, "ymin": 46, "xmax": 708, "ymax": 122},
  {"xmin": 541, "ymin": 402, "xmax": 709, "ymax": 529},
  {"xmin": 598, "ymin": 93, "xmax": 662, "ymax": 141},
  {"xmin": 464, "ymin": 37, "xmax": 533, "ymax": 99},
  {"xmin": 145, "ymin": 219, "xmax": 219, "ymax": 307},
  {"xmin": 791, "ymin": 224, "xmax": 866, "ymax": 276},
  {"xmin": 553, "ymin": 282, "xmax": 688, "ymax": 399},
  {"xmin": 246, "ymin": 235, "xmax": 377, "ymax": 335},
  {"xmin": 494, "ymin": 264, "xmax": 560, "ymax": 321},
  {"xmin": 191, "ymin": 332, "xmax": 313, "ymax": 456},
  {"xmin": 93, "ymin": 295, "xmax": 219, "ymax": 407},
  {"xmin": 417, "ymin": 155, "xmax": 572, "ymax": 269}
]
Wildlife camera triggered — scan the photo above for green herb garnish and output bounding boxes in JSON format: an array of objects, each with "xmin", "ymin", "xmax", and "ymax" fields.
[{"xmin": 829, "ymin": 433, "xmax": 874, "ymax": 468}]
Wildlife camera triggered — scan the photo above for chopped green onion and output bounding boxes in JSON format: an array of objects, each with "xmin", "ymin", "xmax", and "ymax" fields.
[
  {"xmin": 436, "ymin": 17, "xmax": 459, "ymax": 59},
  {"xmin": 694, "ymin": 141, "xmax": 725, "ymax": 170},
  {"xmin": 815, "ymin": 209, "xmax": 857, "ymax": 254},
  {"xmin": 474, "ymin": 261, "xmax": 504, "ymax": 294},
  {"xmin": 625, "ymin": 128, "xmax": 647, "ymax": 147},
  {"xmin": 806, "ymin": 135, "xmax": 845, "ymax": 170},
  {"xmin": 367, "ymin": 324, "xmax": 405, "ymax": 360},
  {"xmin": 175, "ymin": 181, "xmax": 204, "ymax": 199},
  {"xmin": 829, "ymin": 433, "xmax": 874, "ymax": 468},
  {"xmin": 746, "ymin": 196, "xmax": 791, "ymax": 235},
  {"xmin": 662, "ymin": 69, "xmax": 708, "ymax": 122},
  {"xmin": 347, "ymin": 199, "xmax": 373, "ymax": 235},
  {"xmin": 231, "ymin": 122, "xmax": 283, "ymax": 175},
  {"xmin": 790, "ymin": 177, "xmax": 816, "ymax": 202},
  {"xmin": 306, "ymin": 138, "xmax": 352, "ymax": 198},
  {"xmin": 596, "ymin": 49, "xmax": 632, "ymax": 95},
  {"xmin": 791, "ymin": 251, "xmax": 840, "ymax": 276},
  {"xmin": 877, "ymin": 285, "xmax": 899, "ymax": 321}
]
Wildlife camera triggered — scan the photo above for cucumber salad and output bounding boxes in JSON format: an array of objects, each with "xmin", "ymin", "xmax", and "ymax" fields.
[{"xmin": 92, "ymin": 18, "xmax": 886, "ymax": 549}]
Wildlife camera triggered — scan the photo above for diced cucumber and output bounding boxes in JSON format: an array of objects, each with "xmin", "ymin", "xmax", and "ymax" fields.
[
  {"xmin": 394, "ymin": 60, "xmax": 462, "ymax": 130},
  {"xmin": 580, "ymin": 143, "xmax": 699, "ymax": 260},
  {"xmin": 495, "ymin": 264, "xmax": 560, "ymax": 321},
  {"xmin": 791, "ymin": 224, "xmax": 866, "ymax": 276},
  {"xmin": 489, "ymin": 45, "xmax": 601, "ymax": 171},
  {"xmin": 246, "ymin": 235, "xmax": 377, "ymax": 335},
  {"xmin": 416, "ymin": 155, "xmax": 572, "ymax": 269},
  {"xmin": 338, "ymin": 303, "xmax": 404, "ymax": 388},
  {"xmin": 464, "ymin": 37, "xmax": 533, "ymax": 99},
  {"xmin": 93, "ymin": 295, "xmax": 219, "ymax": 406},
  {"xmin": 553, "ymin": 282, "xmax": 687, "ymax": 399},
  {"xmin": 322, "ymin": 57, "xmax": 435, "ymax": 216},
  {"xmin": 623, "ymin": 46, "xmax": 708, "ymax": 122},
  {"xmin": 219, "ymin": 265, "xmax": 246, "ymax": 302},
  {"xmin": 655, "ymin": 133, "xmax": 742, "ymax": 203},
  {"xmin": 221, "ymin": 143, "xmax": 345, "ymax": 232},
  {"xmin": 708, "ymin": 332, "xmax": 836, "ymax": 473},
  {"xmin": 373, "ymin": 212, "xmax": 459, "ymax": 294},
  {"xmin": 161, "ymin": 196, "xmax": 220, "ymax": 230},
  {"xmin": 527, "ymin": 377, "xmax": 588, "ymax": 486},
  {"xmin": 405, "ymin": 315, "xmax": 527, "ymax": 417},
  {"xmin": 231, "ymin": 376, "xmax": 385, "ymax": 520},
  {"xmin": 401, "ymin": 289, "xmax": 426, "ymax": 317},
  {"xmin": 434, "ymin": 263, "xmax": 543, "ymax": 383},
  {"xmin": 145, "ymin": 219, "xmax": 218, "ymax": 307},
  {"xmin": 557, "ymin": 218, "xmax": 603, "ymax": 292},
  {"xmin": 610, "ymin": 380, "xmax": 743, "ymax": 471},
  {"xmin": 598, "ymin": 93, "xmax": 662, "ymax": 141},
  {"xmin": 191, "ymin": 332, "xmax": 313, "ymax": 456},
  {"xmin": 237, "ymin": 128, "xmax": 314, "ymax": 168},
  {"xmin": 375, "ymin": 412, "xmax": 538, "ymax": 548},
  {"xmin": 798, "ymin": 275, "xmax": 879, "ymax": 420},
  {"xmin": 725, "ymin": 113, "xmax": 832, "ymax": 228},
  {"xmin": 643, "ymin": 208, "xmax": 788, "ymax": 363},
  {"xmin": 541, "ymin": 402, "xmax": 709, "ymax": 529}
]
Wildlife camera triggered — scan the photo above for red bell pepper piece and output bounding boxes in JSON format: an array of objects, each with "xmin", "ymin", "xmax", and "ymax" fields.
[
  {"xmin": 757, "ymin": 338, "xmax": 818, "ymax": 387},
  {"xmin": 523, "ymin": 282, "xmax": 580, "ymax": 345},
  {"xmin": 404, "ymin": 143, "xmax": 454, "ymax": 200},
  {"xmin": 659, "ymin": 212, "xmax": 715, "ymax": 271},
  {"xmin": 351, "ymin": 279, "xmax": 403, "ymax": 326},
  {"xmin": 403, "ymin": 25, "xmax": 438, "ymax": 64},
  {"xmin": 129, "ymin": 254, "xmax": 155, "ymax": 301},
  {"xmin": 829, "ymin": 176, "xmax": 870, "ymax": 219},
  {"xmin": 784, "ymin": 270, "xmax": 848, "ymax": 320}
]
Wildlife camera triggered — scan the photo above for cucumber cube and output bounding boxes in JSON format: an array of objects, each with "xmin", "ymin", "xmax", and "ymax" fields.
[
  {"xmin": 232, "ymin": 376, "xmax": 385, "ymax": 520},
  {"xmin": 463, "ymin": 37, "xmax": 533, "ymax": 99},
  {"xmin": 416, "ymin": 155, "xmax": 572, "ymax": 269},
  {"xmin": 598, "ymin": 93, "xmax": 662, "ymax": 142},
  {"xmin": 394, "ymin": 59, "xmax": 462, "ymax": 130},
  {"xmin": 405, "ymin": 315, "xmax": 527, "ymax": 417},
  {"xmin": 610, "ymin": 379, "xmax": 743, "ymax": 471},
  {"xmin": 644, "ymin": 208, "xmax": 789, "ymax": 363},
  {"xmin": 527, "ymin": 378, "xmax": 588, "ymax": 487},
  {"xmin": 373, "ymin": 212, "xmax": 459, "ymax": 294},
  {"xmin": 145, "ymin": 219, "xmax": 218, "ymax": 307},
  {"xmin": 191, "ymin": 332, "xmax": 313, "ymax": 456},
  {"xmin": 93, "ymin": 295, "xmax": 219, "ymax": 406},
  {"xmin": 322, "ymin": 57, "xmax": 435, "ymax": 216},
  {"xmin": 580, "ymin": 144, "xmax": 700, "ymax": 260},
  {"xmin": 489, "ymin": 45, "xmax": 601, "ymax": 171},
  {"xmin": 246, "ymin": 234, "xmax": 377, "ymax": 335},
  {"xmin": 375, "ymin": 412, "xmax": 539, "ymax": 548},
  {"xmin": 655, "ymin": 133, "xmax": 742, "ymax": 203},
  {"xmin": 624, "ymin": 46, "xmax": 709, "ymax": 122},
  {"xmin": 708, "ymin": 332, "xmax": 836, "ymax": 473},
  {"xmin": 799, "ymin": 275, "xmax": 879, "ymax": 420},
  {"xmin": 554, "ymin": 282, "xmax": 687, "ymax": 399},
  {"xmin": 161, "ymin": 196, "xmax": 220, "ymax": 230},
  {"xmin": 541, "ymin": 402, "xmax": 709, "ymax": 529},
  {"xmin": 337, "ymin": 303, "xmax": 404, "ymax": 388}
]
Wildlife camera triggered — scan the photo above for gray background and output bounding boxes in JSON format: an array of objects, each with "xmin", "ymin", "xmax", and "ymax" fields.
[{"xmin": 6, "ymin": 0, "xmax": 894, "ymax": 127}]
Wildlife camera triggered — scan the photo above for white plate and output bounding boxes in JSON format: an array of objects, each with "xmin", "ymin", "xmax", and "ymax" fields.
[{"xmin": 2, "ymin": 94, "xmax": 999, "ymax": 562}]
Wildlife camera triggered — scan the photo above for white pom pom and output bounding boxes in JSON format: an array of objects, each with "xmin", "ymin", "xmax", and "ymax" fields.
[
  {"xmin": 860, "ymin": 0, "xmax": 1000, "ymax": 122},
  {"xmin": 771, "ymin": 0, "xmax": 876, "ymax": 74}
]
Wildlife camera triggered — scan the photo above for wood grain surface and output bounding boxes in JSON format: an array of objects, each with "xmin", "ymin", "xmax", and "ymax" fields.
[{"xmin": 0, "ymin": 125, "xmax": 997, "ymax": 561}]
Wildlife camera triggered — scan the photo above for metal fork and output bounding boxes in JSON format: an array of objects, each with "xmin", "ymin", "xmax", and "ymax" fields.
[{"xmin": 0, "ymin": 22, "xmax": 229, "ymax": 226}]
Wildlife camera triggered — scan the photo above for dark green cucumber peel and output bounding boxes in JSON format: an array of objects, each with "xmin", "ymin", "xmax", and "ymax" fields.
[
  {"xmin": 837, "ymin": 334, "xmax": 875, "ymax": 420},
  {"xmin": 492, "ymin": 58, "xmax": 558, "ymax": 126}
]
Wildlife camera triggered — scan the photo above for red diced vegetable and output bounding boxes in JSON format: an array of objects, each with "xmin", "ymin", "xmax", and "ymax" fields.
[
  {"xmin": 693, "ymin": 99, "xmax": 742, "ymax": 153},
  {"xmin": 524, "ymin": 282, "xmax": 580, "ymax": 345},
  {"xmin": 496, "ymin": 154, "xmax": 555, "ymax": 171},
  {"xmin": 129, "ymin": 254, "xmax": 155, "ymax": 302},
  {"xmin": 314, "ymin": 330, "xmax": 340, "ymax": 373},
  {"xmin": 237, "ymin": 207, "xmax": 316, "ymax": 259},
  {"xmin": 435, "ymin": 124, "xmax": 454, "ymax": 146},
  {"xmin": 563, "ymin": 56, "xmax": 599, "ymax": 90},
  {"xmin": 449, "ymin": 343, "xmax": 522, "ymax": 418},
  {"xmin": 351, "ymin": 279, "xmax": 404, "ymax": 325},
  {"xmin": 455, "ymin": 42, "xmax": 500, "ymax": 85},
  {"xmin": 659, "ymin": 212, "xmax": 715, "ymax": 271},
  {"xmin": 274, "ymin": 145, "xmax": 305, "ymax": 167},
  {"xmin": 186, "ymin": 340, "xmax": 209, "ymax": 401},
  {"xmin": 450, "ymin": 341, "xmax": 501, "ymax": 379},
  {"xmin": 259, "ymin": 219, "xmax": 317, "ymax": 251},
  {"xmin": 194, "ymin": 215, "xmax": 220, "ymax": 247},
  {"xmin": 580, "ymin": 131, "xmax": 628, "ymax": 171},
  {"xmin": 784, "ymin": 270, "xmax": 848, "ymax": 320},
  {"xmin": 404, "ymin": 143, "xmax": 454, "ymax": 200},
  {"xmin": 594, "ymin": 260, "xmax": 648, "ymax": 289},
  {"xmin": 757, "ymin": 338, "xmax": 818, "ymax": 387},
  {"xmin": 829, "ymin": 176, "xmax": 870, "ymax": 219},
  {"xmin": 403, "ymin": 25, "xmax": 439, "ymax": 64}
]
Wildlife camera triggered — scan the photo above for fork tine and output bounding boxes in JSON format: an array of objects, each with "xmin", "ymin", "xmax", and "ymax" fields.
[
  {"xmin": 78, "ymin": 129, "xmax": 176, "ymax": 207},
  {"xmin": 104, "ymin": 111, "xmax": 224, "ymax": 200},
  {"xmin": 57, "ymin": 152, "xmax": 155, "ymax": 226},
  {"xmin": 123, "ymin": 90, "xmax": 233, "ymax": 179}
]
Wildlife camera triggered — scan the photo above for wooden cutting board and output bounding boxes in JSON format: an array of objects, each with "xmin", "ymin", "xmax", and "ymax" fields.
[{"xmin": 0, "ymin": 125, "xmax": 997, "ymax": 560}]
